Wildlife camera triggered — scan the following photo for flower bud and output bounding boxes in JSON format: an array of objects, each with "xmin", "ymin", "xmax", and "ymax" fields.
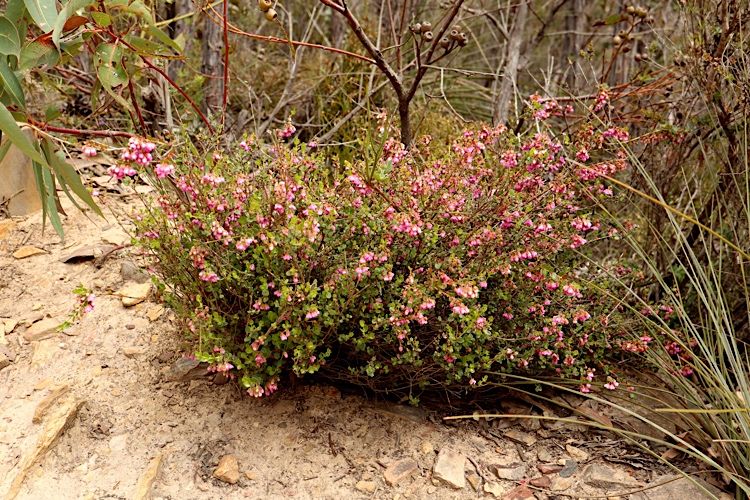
[{"xmin": 411, "ymin": 23, "xmax": 422, "ymax": 33}]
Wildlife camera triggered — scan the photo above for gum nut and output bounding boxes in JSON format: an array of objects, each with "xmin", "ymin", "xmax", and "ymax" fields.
[{"xmin": 265, "ymin": 8, "xmax": 277, "ymax": 21}]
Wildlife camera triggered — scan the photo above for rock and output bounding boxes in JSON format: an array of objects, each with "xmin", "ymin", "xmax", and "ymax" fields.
[
  {"xmin": 60, "ymin": 245, "xmax": 101, "ymax": 264},
  {"xmin": 109, "ymin": 434, "xmax": 128, "ymax": 453},
  {"xmin": 504, "ymin": 429, "xmax": 537, "ymax": 447},
  {"xmin": 167, "ymin": 357, "xmax": 209, "ymax": 382},
  {"xmin": 213, "ymin": 372, "xmax": 229, "ymax": 385},
  {"xmin": 537, "ymin": 463, "xmax": 562, "ymax": 474},
  {"xmin": 146, "ymin": 305, "xmax": 164, "ymax": 321},
  {"xmin": 559, "ymin": 459, "xmax": 578, "ymax": 478},
  {"xmin": 118, "ymin": 282, "xmax": 151, "ymax": 306},
  {"xmin": 466, "ymin": 472, "xmax": 481, "ymax": 491},
  {"xmin": 6, "ymin": 396, "xmax": 84, "ymax": 499},
  {"xmin": 122, "ymin": 346, "xmax": 147, "ymax": 358},
  {"xmin": 0, "ymin": 131, "xmax": 42, "ymax": 216},
  {"xmin": 33, "ymin": 384, "xmax": 71, "ymax": 423},
  {"xmin": 420, "ymin": 440, "xmax": 435, "ymax": 455},
  {"xmin": 550, "ymin": 475, "xmax": 576, "ymax": 492},
  {"xmin": 12, "ymin": 245, "xmax": 46, "ymax": 259},
  {"xmin": 530, "ymin": 476, "xmax": 551, "ymax": 488},
  {"xmin": 383, "ymin": 458, "xmax": 419, "ymax": 486},
  {"xmin": 483, "ymin": 482, "xmax": 506, "ymax": 498},
  {"xmin": 583, "ymin": 463, "xmax": 640, "ymax": 489},
  {"xmin": 244, "ymin": 470, "xmax": 258, "ymax": 481},
  {"xmin": 355, "ymin": 480, "xmax": 377, "ymax": 493},
  {"xmin": 432, "ymin": 448, "xmax": 466, "ymax": 489},
  {"xmin": 503, "ymin": 485, "xmax": 535, "ymax": 500},
  {"xmin": 536, "ymin": 448, "xmax": 554, "ymax": 462},
  {"xmin": 4, "ymin": 318, "xmax": 18, "ymax": 334},
  {"xmin": 121, "ymin": 261, "xmax": 150, "ymax": 283},
  {"xmin": 31, "ymin": 339, "xmax": 58, "ymax": 366},
  {"xmin": 0, "ymin": 350, "xmax": 10, "ymax": 371},
  {"xmin": 494, "ymin": 464, "xmax": 527, "ymax": 481},
  {"xmin": 24, "ymin": 318, "xmax": 61, "ymax": 341},
  {"xmin": 631, "ymin": 476, "xmax": 721, "ymax": 500},
  {"xmin": 565, "ymin": 444, "xmax": 589, "ymax": 462},
  {"xmin": 101, "ymin": 227, "xmax": 130, "ymax": 246},
  {"xmin": 133, "ymin": 453, "xmax": 164, "ymax": 500},
  {"xmin": 214, "ymin": 455, "xmax": 240, "ymax": 484},
  {"xmin": 0, "ymin": 219, "xmax": 17, "ymax": 240}
]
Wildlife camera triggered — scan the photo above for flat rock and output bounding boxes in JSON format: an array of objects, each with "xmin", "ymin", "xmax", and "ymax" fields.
[
  {"xmin": 24, "ymin": 318, "xmax": 61, "ymax": 341},
  {"xmin": 466, "ymin": 471, "xmax": 481, "ymax": 491},
  {"xmin": 118, "ymin": 282, "xmax": 151, "ymax": 307},
  {"xmin": 384, "ymin": 458, "xmax": 419, "ymax": 486},
  {"xmin": 0, "ymin": 350, "xmax": 10, "ymax": 371},
  {"xmin": 214, "ymin": 455, "xmax": 240, "ymax": 484},
  {"xmin": 101, "ymin": 227, "xmax": 130, "ymax": 246},
  {"xmin": 550, "ymin": 475, "xmax": 576, "ymax": 492},
  {"xmin": 122, "ymin": 346, "xmax": 147, "ymax": 358},
  {"xmin": 146, "ymin": 305, "xmax": 164, "ymax": 321},
  {"xmin": 529, "ymin": 476, "xmax": 551, "ymax": 488},
  {"xmin": 133, "ymin": 453, "xmax": 164, "ymax": 500},
  {"xmin": 503, "ymin": 485, "xmax": 535, "ymax": 500},
  {"xmin": 537, "ymin": 463, "xmax": 562, "ymax": 474},
  {"xmin": 4, "ymin": 318, "xmax": 18, "ymax": 334},
  {"xmin": 631, "ymin": 476, "xmax": 722, "ymax": 500},
  {"xmin": 504, "ymin": 429, "xmax": 537, "ymax": 447},
  {"xmin": 494, "ymin": 464, "xmax": 527, "ymax": 481},
  {"xmin": 355, "ymin": 480, "xmax": 376, "ymax": 493},
  {"xmin": 13, "ymin": 245, "xmax": 46, "ymax": 259},
  {"xmin": 433, "ymin": 448, "xmax": 466, "ymax": 489},
  {"xmin": 0, "ymin": 219, "xmax": 17, "ymax": 240},
  {"xmin": 121, "ymin": 261, "xmax": 150, "ymax": 283},
  {"xmin": 559, "ymin": 459, "xmax": 578, "ymax": 478},
  {"xmin": 583, "ymin": 463, "xmax": 640, "ymax": 489},
  {"xmin": 565, "ymin": 444, "xmax": 589, "ymax": 462},
  {"xmin": 483, "ymin": 482, "xmax": 506, "ymax": 498},
  {"xmin": 6, "ymin": 396, "xmax": 84, "ymax": 499},
  {"xmin": 167, "ymin": 357, "xmax": 209, "ymax": 381},
  {"xmin": 33, "ymin": 384, "xmax": 71, "ymax": 423}
]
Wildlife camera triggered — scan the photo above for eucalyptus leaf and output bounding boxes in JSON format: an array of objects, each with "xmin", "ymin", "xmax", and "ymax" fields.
[
  {"xmin": 42, "ymin": 138, "xmax": 103, "ymax": 216},
  {"xmin": 0, "ymin": 57, "xmax": 25, "ymax": 107},
  {"xmin": 6, "ymin": 0, "xmax": 26, "ymax": 24},
  {"xmin": 0, "ymin": 101, "xmax": 45, "ymax": 164},
  {"xmin": 0, "ymin": 17, "xmax": 21, "ymax": 57},
  {"xmin": 52, "ymin": 0, "xmax": 93, "ymax": 48},
  {"xmin": 24, "ymin": 0, "xmax": 58, "ymax": 32},
  {"xmin": 20, "ymin": 40, "xmax": 59, "ymax": 70}
]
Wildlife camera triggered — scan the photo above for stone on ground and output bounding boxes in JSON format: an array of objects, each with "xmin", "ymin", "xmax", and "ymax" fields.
[
  {"xmin": 33, "ymin": 384, "xmax": 71, "ymax": 423},
  {"xmin": 432, "ymin": 448, "xmax": 466, "ymax": 489},
  {"xmin": 583, "ymin": 463, "xmax": 641, "ymax": 489},
  {"xmin": 133, "ymin": 453, "xmax": 164, "ymax": 499},
  {"xmin": 630, "ymin": 475, "xmax": 723, "ymax": 500},
  {"xmin": 355, "ymin": 480, "xmax": 376, "ymax": 493},
  {"xmin": 383, "ymin": 458, "xmax": 419, "ymax": 486},
  {"xmin": 24, "ymin": 318, "xmax": 61, "ymax": 341},
  {"xmin": 118, "ymin": 282, "xmax": 151, "ymax": 306},
  {"xmin": 214, "ymin": 454, "xmax": 240, "ymax": 484},
  {"xmin": 12, "ymin": 245, "xmax": 46, "ymax": 259}
]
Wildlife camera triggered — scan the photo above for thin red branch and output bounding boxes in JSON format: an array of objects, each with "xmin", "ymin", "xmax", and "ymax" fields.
[
  {"xmin": 27, "ymin": 118, "xmax": 137, "ymax": 138},
  {"xmin": 128, "ymin": 78, "xmax": 147, "ymax": 132},
  {"xmin": 206, "ymin": 8, "xmax": 375, "ymax": 65}
]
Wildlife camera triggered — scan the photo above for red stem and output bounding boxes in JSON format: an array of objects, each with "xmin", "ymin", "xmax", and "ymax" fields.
[{"xmin": 27, "ymin": 118, "xmax": 137, "ymax": 138}]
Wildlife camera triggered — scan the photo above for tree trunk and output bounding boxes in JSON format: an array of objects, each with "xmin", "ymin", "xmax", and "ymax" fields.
[
  {"xmin": 399, "ymin": 98, "xmax": 411, "ymax": 148},
  {"xmin": 493, "ymin": 0, "xmax": 528, "ymax": 125},
  {"xmin": 201, "ymin": 11, "xmax": 223, "ymax": 116}
]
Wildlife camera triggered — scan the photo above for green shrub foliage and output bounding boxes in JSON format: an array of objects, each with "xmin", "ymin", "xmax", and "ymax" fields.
[{"xmin": 132, "ymin": 100, "xmax": 638, "ymax": 398}]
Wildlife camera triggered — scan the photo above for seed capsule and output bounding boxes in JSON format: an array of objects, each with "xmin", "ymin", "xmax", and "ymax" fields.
[
  {"xmin": 626, "ymin": 5, "xmax": 636, "ymax": 14},
  {"xmin": 439, "ymin": 37, "xmax": 451, "ymax": 49},
  {"xmin": 613, "ymin": 35, "xmax": 623, "ymax": 45},
  {"xmin": 258, "ymin": 0, "xmax": 272, "ymax": 11},
  {"xmin": 411, "ymin": 23, "xmax": 422, "ymax": 33},
  {"xmin": 422, "ymin": 31, "xmax": 433, "ymax": 42},
  {"xmin": 450, "ymin": 29, "xmax": 460, "ymax": 40},
  {"xmin": 420, "ymin": 22, "xmax": 432, "ymax": 32},
  {"xmin": 265, "ymin": 8, "xmax": 277, "ymax": 20}
]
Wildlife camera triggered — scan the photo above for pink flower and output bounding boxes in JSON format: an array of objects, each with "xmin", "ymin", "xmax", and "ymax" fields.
[
  {"xmin": 451, "ymin": 303, "xmax": 470, "ymax": 315},
  {"xmin": 305, "ymin": 309, "xmax": 320, "ymax": 320},
  {"xmin": 155, "ymin": 163, "xmax": 175, "ymax": 179},
  {"xmin": 199, "ymin": 270, "xmax": 219, "ymax": 282},
  {"xmin": 82, "ymin": 146, "xmax": 97, "ymax": 157}
]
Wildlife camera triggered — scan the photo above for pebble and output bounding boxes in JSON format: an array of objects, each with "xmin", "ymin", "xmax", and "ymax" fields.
[
  {"xmin": 504, "ymin": 429, "xmax": 537, "ymax": 447},
  {"xmin": 133, "ymin": 454, "xmax": 163, "ymax": 500},
  {"xmin": 536, "ymin": 463, "xmax": 563, "ymax": 474},
  {"xmin": 355, "ymin": 480, "xmax": 376, "ymax": 493},
  {"xmin": 466, "ymin": 472, "xmax": 481, "ymax": 491},
  {"xmin": 559, "ymin": 459, "xmax": 578, "ymax": 478},
  {"xmin": 12, "ymin": 245, "xmax": 46, "ymax": 259},
  {"xmin": 565, "ymin": 444, "xmax": 589, "ymax": 462},
  {"xmin": 494, "ymin": 464, "xmax": 526, "ymax": 481},
  {"xmin": 583, "ymin": 463, "xmax": 640, "ymax": 488},
  {"xmin": 24, "ymin": 318, "xmax": 62, "ymax": 342},
  {"xmin": 530, "ymin": 475, "xmax": 551, "ymax": 488},
  {"xmin": 118, "ymin": 283, "xmax": 151, "ymax": 307},
  {"xmin": 383, "ymin": 458, "xmax": 419, "ymax": 486},
  {"xmin": 550, "ymin": 475, "xmax": 575, "ymax": 492},
  {"xmin": 536, "ymin": 448, "xmax": 554, "ymax": 462},
  {"xmin": 483, "ymin": 482, "xmax": 505, "ymax": 498},
  {"xmin": 121, "ymin": 261, "xmax": 150, "ymax": 284},
  {"xmin": 503, "ymin": 485, "xmax": 535, "ymax": 500},
  {"xmin": 420, "ymin": 440, "xmax": 434, "ymax": 455},
  {"xmin": 122, "ymin": 347, "xmax": 147, "ymax": 358},
  {"xmin": 432, "ymin": 448, "xmax": 466, "ymax": 489},
  {"xmin": 213, "ymin": 455, "xmax": 240, "ymax": 484}
]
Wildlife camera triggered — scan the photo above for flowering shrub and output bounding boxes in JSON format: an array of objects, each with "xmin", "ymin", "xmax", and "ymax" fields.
[{"xmin": 129, "ymin": 105, "xmax": 643, "ymax": 398}]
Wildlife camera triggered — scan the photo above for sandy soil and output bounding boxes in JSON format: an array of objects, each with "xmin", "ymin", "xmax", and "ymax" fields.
[{"xmin": 0, "ymin": 195, "xmax": 702, "ymax": 500}]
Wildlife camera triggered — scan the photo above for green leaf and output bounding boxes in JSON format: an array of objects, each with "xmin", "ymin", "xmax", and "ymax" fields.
[
  {"xmin": 0, "ymin": 101, "xmax": 44, "ymax": 164},
  {"xmin": 24, "ymin": 0, "xmax": 58, "ymax": 32},
  {"xmin": 19, "ymin": 40, "xmax": 59, "ymax": 70},
  {"xmin": 0, "ymin": 138, "xmax": 12, "ymax": 163},
  {"xmin": 90, "ymin": 11, "xmax": 110, "ymax": 27},
  {"xmin": 94, "ymin": 42, "xmax": 127, "ymax": 88},
  {"xmin": 123, "ymin": 0, "xmax": 153, "ymax": 24},
  {"xmin": 0, "ymin": 57, "xmax": 25, "ymax": 107},
  {"xmin": 147, "ymin": 25, "xmax": 182, "ymax": 53},
  {"xmin": 31, "ymin": 158, "xmax": 47, "ymax": 227},
  {"xmin": 41, "ymin": 138, "xmax": 103, "ymax": 217},
  {"xmin": 52, "ymin": 0, "xmax": 93, "ymax": 48},
  {"xmin": 6, "ymin": 0, "xmax": 26, "ymax": 23},
  {"xmin": 41, "ymin": 163, "xmax": 64, "ymax": 238},
  {"xmin": 0, "ymin": 17, "xmax": 21, "ymax": 57}
]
